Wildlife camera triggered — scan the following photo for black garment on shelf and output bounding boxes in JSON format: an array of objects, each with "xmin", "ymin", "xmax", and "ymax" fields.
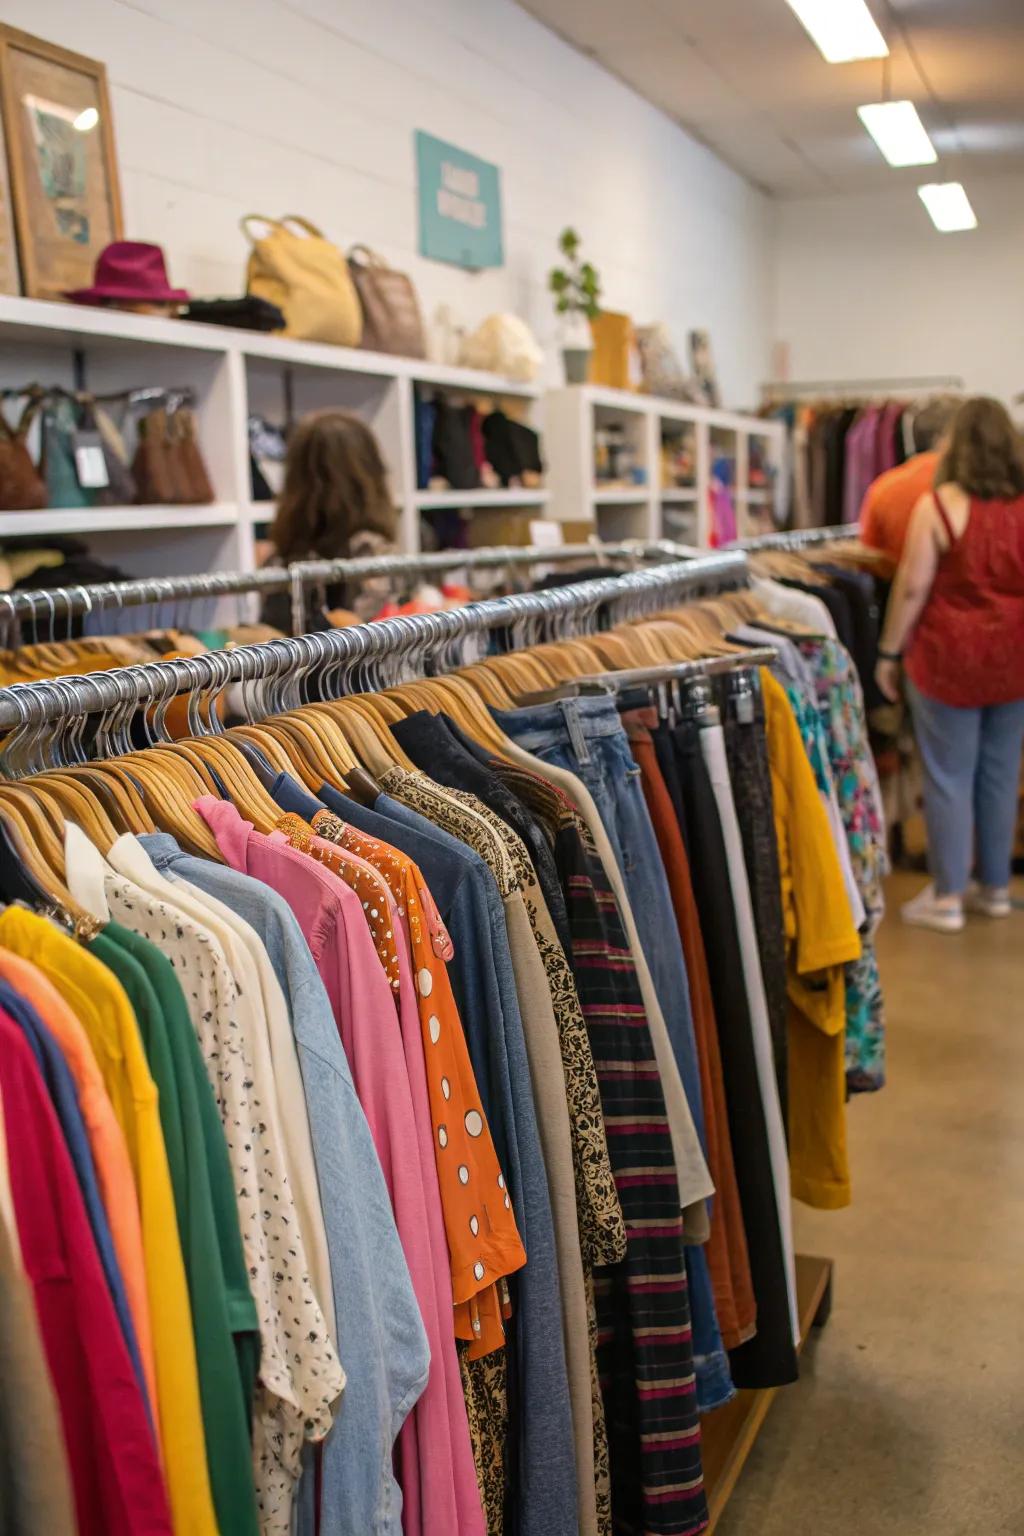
[
  {"xmin": 431, "ymin": 400, "xmax": 480, "ymax": 491},
  {"xmin": 482, "ymin": 411, "xmax": 543, "ymax": 487},
  {"xmin": 823, "ymin": 408, "xmax": 858, "ymax": 525},
  {"xmin": 183, "ymin": 296, "xmax": 285, "ymax": 331},
  {"xmin": 672, "ymin": 718, "xmax": 798, "ymax": 1390},
  {"xmin": 716, "ymin": 677, "xmax": 789, "ymax": 1128},
  {"xmin": 391, "ymin": 711, "xmax": 574, "ymax": 963}
]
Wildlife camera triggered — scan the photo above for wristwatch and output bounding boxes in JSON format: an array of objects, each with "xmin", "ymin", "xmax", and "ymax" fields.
[{"xmin": 877, "ymin": 648, "xmax": 902, "ymax": 662}]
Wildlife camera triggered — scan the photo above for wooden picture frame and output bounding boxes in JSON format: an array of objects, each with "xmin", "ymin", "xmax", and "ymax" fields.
[
  {"xmin": 0, "ymin": 100, "xmax": 20, "ymax": 295},
  {"xmin": 0, "ymin": 26, "xmax": 123, "ymax": 302}
]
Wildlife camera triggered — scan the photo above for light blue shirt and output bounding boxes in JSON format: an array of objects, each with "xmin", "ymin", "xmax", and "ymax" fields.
[{"xmin": 141, "ymin": 834, "xmax": 429, "ymax": 1536}]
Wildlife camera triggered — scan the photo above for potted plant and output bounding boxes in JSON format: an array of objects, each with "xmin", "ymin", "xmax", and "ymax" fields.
[{"xmin": 548, "ymin": 227, "xmax": 601, "ymax": 384}]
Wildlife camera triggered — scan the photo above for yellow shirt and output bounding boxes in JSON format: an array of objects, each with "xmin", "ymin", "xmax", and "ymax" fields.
[
  {"xmin": 760, "ymin": 673, "xmax": 862, "ymax": 1211},
  {"xmin": 0, "ymin": 908, "xmax": 218, "ymax": 1536}
]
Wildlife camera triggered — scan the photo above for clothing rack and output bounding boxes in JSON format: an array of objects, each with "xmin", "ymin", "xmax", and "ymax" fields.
[
  {"xmin": 2, "ymin": 540, "xmax": 698, "ymax": 640},
  {"xmin": 760, "ymin": 374, "xmax": 964, "ymax": 400},
  {"xmin": 0, "ymin": 540, "xmax": 837, "ymax": 1528},
  {"xmin": 0, "ymin": 551, "xmax": 749, "ymax": 743},
  {"xmin": 730, "ymin": 524, "xmax": 858, "ymax": 553}
]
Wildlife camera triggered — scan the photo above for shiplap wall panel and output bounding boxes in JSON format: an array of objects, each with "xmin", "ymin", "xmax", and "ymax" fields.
[{"xmin": 0, "ymin": 0, "xmax": 771, "ymax": 399}]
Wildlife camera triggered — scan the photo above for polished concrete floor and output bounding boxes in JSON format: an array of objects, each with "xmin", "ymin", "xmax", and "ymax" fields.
[{"xmin": 717, "ymin": 872, "xmax": 1024, "ymax": 1536}]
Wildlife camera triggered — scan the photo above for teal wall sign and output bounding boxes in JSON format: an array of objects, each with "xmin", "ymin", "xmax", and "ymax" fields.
[{"xmin": 415, "ymin": 131, "xmax": 504, "ymax": 270}]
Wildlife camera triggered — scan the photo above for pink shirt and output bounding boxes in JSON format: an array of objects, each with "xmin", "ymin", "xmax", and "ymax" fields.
[{"xmin": 194, "ymin": 799, "xmax": 485, "ymax": 1536}]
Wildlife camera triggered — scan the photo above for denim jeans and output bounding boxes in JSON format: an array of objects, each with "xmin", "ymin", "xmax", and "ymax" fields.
[
  {"xmin": 906, "ymin": 679, "xmax": 1024, "ymax": 896},
  {"xmin": 495, "ymin": 695, "xmax": 734, "ymax": 1411}
]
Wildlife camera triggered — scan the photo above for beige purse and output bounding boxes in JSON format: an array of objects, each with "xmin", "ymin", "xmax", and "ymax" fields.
[
  {"xmin": 243, "ymin": 215, "xmax": 363, "ymax": 347},
  {"xmin": 347, "ymin": 245, "xmax": 426, "ymax": 357}
]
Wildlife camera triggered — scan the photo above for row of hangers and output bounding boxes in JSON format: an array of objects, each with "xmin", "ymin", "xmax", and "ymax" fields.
[{"xmin": 0, "ymin": 554, "xmax": 777, "ymax": 921}]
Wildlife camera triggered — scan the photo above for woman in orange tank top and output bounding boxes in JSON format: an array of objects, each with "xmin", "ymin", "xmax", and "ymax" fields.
[{"xmin": 876, "ymin": 397, "xmax": 1024, "ymax": 933}]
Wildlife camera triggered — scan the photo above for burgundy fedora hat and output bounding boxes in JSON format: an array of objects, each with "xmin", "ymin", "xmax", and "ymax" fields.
[{"xmin": 66, "ymin": 241, "xmax": 190, "ymax": 305}]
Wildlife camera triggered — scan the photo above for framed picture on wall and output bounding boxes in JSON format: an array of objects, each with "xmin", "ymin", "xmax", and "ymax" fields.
[
  {"xmin": 0, "ymin": 26, "xmax": 123, "ymax": 302},
  {"xmin": 0, "ymin": 102, "xmax": 20, "ymax": 295}
]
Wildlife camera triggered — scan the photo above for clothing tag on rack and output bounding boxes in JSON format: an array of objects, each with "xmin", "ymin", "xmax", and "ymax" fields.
[
  {"xmin": 735, "ymin": 692, "xmax": 755, "ymax": 725},
  {"xmin": 73, "ymin": 432, "xmax": 110, "ymax": 490}
]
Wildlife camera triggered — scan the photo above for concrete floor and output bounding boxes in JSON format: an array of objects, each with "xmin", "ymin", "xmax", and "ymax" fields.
[{"xmin": 716, "ymin": 872, "xmax": 1024, "ymax": 1536}]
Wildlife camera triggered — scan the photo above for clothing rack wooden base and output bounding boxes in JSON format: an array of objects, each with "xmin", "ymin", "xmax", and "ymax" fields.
[{"xmin": 702, "ymin": 1253, "xmax": 834, "ymax": 1531}]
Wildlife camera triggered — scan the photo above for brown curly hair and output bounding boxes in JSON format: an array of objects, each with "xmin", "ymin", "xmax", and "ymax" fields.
[
  {"xmin": 936, "ymin": 396, "xmax": 1024, "ymax": 501},
  {"xmin": 271, "ymin": 409, "xmax": 397, "ymax": 563}
]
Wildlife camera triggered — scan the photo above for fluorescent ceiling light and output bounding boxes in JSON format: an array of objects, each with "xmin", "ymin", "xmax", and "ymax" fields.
[
  {"xmin": 857, "ymin": 100, "xmax": 937, "ymax": 166},
  {"xmin": 918, "ymin": 182, "xmax": 977, "ymax": 232},
  {"xmin": 784, "ymin": 0, "xmax": 888, "ymax": 63}
]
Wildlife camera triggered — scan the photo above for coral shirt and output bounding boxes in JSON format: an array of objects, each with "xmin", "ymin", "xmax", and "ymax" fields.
[{"xmin": 858, "ymin": 451, "xmax": 939, "ymax": 565}]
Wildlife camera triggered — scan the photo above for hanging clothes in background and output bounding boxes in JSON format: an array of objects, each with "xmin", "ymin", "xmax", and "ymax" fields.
[
  {"xmin": 0, "ymin": 556, "xmax": 886, "ymax": 1536},
  {"xmin": 761, "ymin": 392, "xmax": 961, "ymax": 530}
]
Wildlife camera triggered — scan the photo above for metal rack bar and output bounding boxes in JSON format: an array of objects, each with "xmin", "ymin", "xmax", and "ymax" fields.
[
  {"xmin": 3, "ymin": 540, "xmax": 697, "ymax": 633},
  {"xmin": 0, "ymin": 550, "xmax": 749, "ymax": 734},
  {"xmin": 759, "ymin": 374, "xmax": 964, "ymax": 399},
  {"xmin": 730, "ymin": 524, "xmax": 858, "ymax": 552}
]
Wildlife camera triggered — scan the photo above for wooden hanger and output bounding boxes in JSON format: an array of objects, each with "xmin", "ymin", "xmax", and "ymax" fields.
[{"xmin": 0, "ymin": 786, "xmax": 70, "ymax": 894}]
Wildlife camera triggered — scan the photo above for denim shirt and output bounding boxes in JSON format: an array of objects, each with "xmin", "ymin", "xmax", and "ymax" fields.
[{"xmin": 139, "ymin": 834, "xmax": 428, "ymax": 1536}]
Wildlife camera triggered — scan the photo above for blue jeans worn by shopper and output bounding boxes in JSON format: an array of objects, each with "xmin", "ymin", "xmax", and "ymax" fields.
[
  {"xmin": 495, "ymin": 694, "xmax": 734, "ymax": 1411},
  {"xmin": 906, "ymin": 679, "xmax": 1024, "ymax": 896}
]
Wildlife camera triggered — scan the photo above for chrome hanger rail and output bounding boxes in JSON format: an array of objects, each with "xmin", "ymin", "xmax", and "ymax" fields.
[
  {"xmin": 0, "ymin": 551, "xmax": 749, "ymax": 762},
  {"xmin": 759, "ymin": 375, "xmax": 964, "ymax": 399},
  {"xmin": 3, "ymin": 540, "xmax": 698, "ymax": 639},
  {"xmin": 729, "ymin": 524, "xmax": 860, "ymax": 552}
]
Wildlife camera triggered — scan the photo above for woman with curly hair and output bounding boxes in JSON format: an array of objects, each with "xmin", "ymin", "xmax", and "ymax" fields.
[{"xmin": 875, "ymin": 396, "xmax": 1024, "ymax": 932}]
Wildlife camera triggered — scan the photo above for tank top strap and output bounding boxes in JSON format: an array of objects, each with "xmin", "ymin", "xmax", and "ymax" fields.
[{"xmin": 932, "ymin": 486, "xmax": 960, "ymax": 546}]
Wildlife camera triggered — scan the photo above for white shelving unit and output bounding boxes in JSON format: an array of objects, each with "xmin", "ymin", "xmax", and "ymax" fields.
[
  {"xmin": 544, "ymin": 384, "xmax": 786, "ymax": 547},
  {"xmin": 0, "ymin": 295, "xmax": 546, "ymax": 577}
]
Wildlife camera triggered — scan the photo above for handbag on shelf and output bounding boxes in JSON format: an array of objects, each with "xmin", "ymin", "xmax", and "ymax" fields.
[
  {"xmin": 348, "ymin": 245, "xmax": 426, "ymax": 357},
  {"xmin": 40, "ymin": 394, "xmax": 85, "ymax": 508},
  {"xmin": 0, "ymin": 393, "xmax": 47, "ymax": 511},
  {"xmin": 131, "ymin": 400, "xmax": 215, "ymax": 507},
  {"xmin": 171, "ymin": 406, "xmax": 215, "ymax": 504},
  {"xmin": 243, "ymin": 215, "xmax": 363, "ymax": 347},
  {"xmin": 87, "ymin": 399, "xmax": 137, "ymax": 506}
]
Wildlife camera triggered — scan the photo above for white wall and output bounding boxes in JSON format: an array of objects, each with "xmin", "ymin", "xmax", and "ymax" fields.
[
  {"xmin": 1, "ymin": 0, "xmax": 773, "ymax": 405},
  {"xmin": 771, "ymin": 174, "xmax": 1024, "ymax": 405}
]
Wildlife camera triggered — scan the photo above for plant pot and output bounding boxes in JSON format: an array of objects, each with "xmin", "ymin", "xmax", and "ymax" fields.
[{"xmin": 563, "ymin": 346, "xmax": 591, "ymax": 384}]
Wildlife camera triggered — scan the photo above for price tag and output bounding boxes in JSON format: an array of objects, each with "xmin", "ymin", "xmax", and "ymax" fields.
[{"xmin": 73, "ymin": 432, "xmax": 110, "ymax": 490}]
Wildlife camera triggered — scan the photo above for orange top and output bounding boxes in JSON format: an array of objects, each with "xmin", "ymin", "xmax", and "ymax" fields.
[
  {"xmin": 0, "ymin": 944, "xmax": 159, "ymax": 1426},
  {"xmin": 273, "ymin": 816, "xmax": 401, "ymax": 996},
  {"xmin": 277, "ymin": 811, "xmax": 526, "ymax": 1357},
  {"xmin": 859, "ymin": 450, "xmax": 939, "ymax": 565}
]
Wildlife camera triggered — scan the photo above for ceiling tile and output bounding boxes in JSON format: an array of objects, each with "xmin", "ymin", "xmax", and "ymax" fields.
[{"xmin": 518, "ymin": 0, "xmax": 1024, "ymax": 196}]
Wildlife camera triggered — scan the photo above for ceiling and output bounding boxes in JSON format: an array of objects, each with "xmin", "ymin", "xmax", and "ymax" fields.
[{"xmin": 516, "ymin": 0, "xmax": 1024, "ymax": 197}]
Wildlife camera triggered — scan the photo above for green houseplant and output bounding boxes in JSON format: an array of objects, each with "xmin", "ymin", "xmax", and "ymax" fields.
[{"xmin": 548, "ymin": 227, "xmax": 601, "ymax": 384}]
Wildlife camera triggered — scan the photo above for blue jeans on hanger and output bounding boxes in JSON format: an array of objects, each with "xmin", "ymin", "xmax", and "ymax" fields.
[
  {"xmin": 906, "ymin": 679, "xmax": 1024, "ymax": 895},
  {"xmin": 495, "ymin": 694, "xmax": 734, "ymax": 1411}
]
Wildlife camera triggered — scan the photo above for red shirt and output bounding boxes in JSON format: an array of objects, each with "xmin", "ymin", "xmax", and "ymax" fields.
[
  {"xmin": 906, "ymin": 490, "xmax": 1024, "ymax": 707},
  {"xmin": 0, "ymin": 1010, "xmax": 172, "ymax": 1536}
]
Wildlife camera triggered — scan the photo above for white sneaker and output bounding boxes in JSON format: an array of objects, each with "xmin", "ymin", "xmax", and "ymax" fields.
[
  {"xmin": 965, "ymin": 882, "xmax": 1012, "ymax": 918},
  {"xmin": 901, "ymin": 883, "xmax": 965, "ymax": 934}
]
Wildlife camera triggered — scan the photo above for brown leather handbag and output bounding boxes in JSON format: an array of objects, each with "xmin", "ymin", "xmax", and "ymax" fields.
[
  {"xmin": 347, "ymin": 245, "xmax": 426, "ymax": 357},
  {"xmin": 0, "ymin": 394, "xmax": 47, "ymax": 510}
]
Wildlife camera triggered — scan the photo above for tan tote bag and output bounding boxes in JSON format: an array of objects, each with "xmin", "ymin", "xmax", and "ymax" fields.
[
  {"xmin": 347, "ymin": 244, "xmax": 426, "ymax": 357},
  {"xmin": 243, "ymin": 215, "xmax": 363, "ymax": 347}
]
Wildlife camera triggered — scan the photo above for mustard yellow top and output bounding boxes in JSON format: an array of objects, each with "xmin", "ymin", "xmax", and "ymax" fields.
[
  {"xmin": 0, "ymin": 907, "xmax": 218, "ymax": 1536},
  {"xmin": 760, "ymin": 672, "xmax": 862, "ymax": 1212}
]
